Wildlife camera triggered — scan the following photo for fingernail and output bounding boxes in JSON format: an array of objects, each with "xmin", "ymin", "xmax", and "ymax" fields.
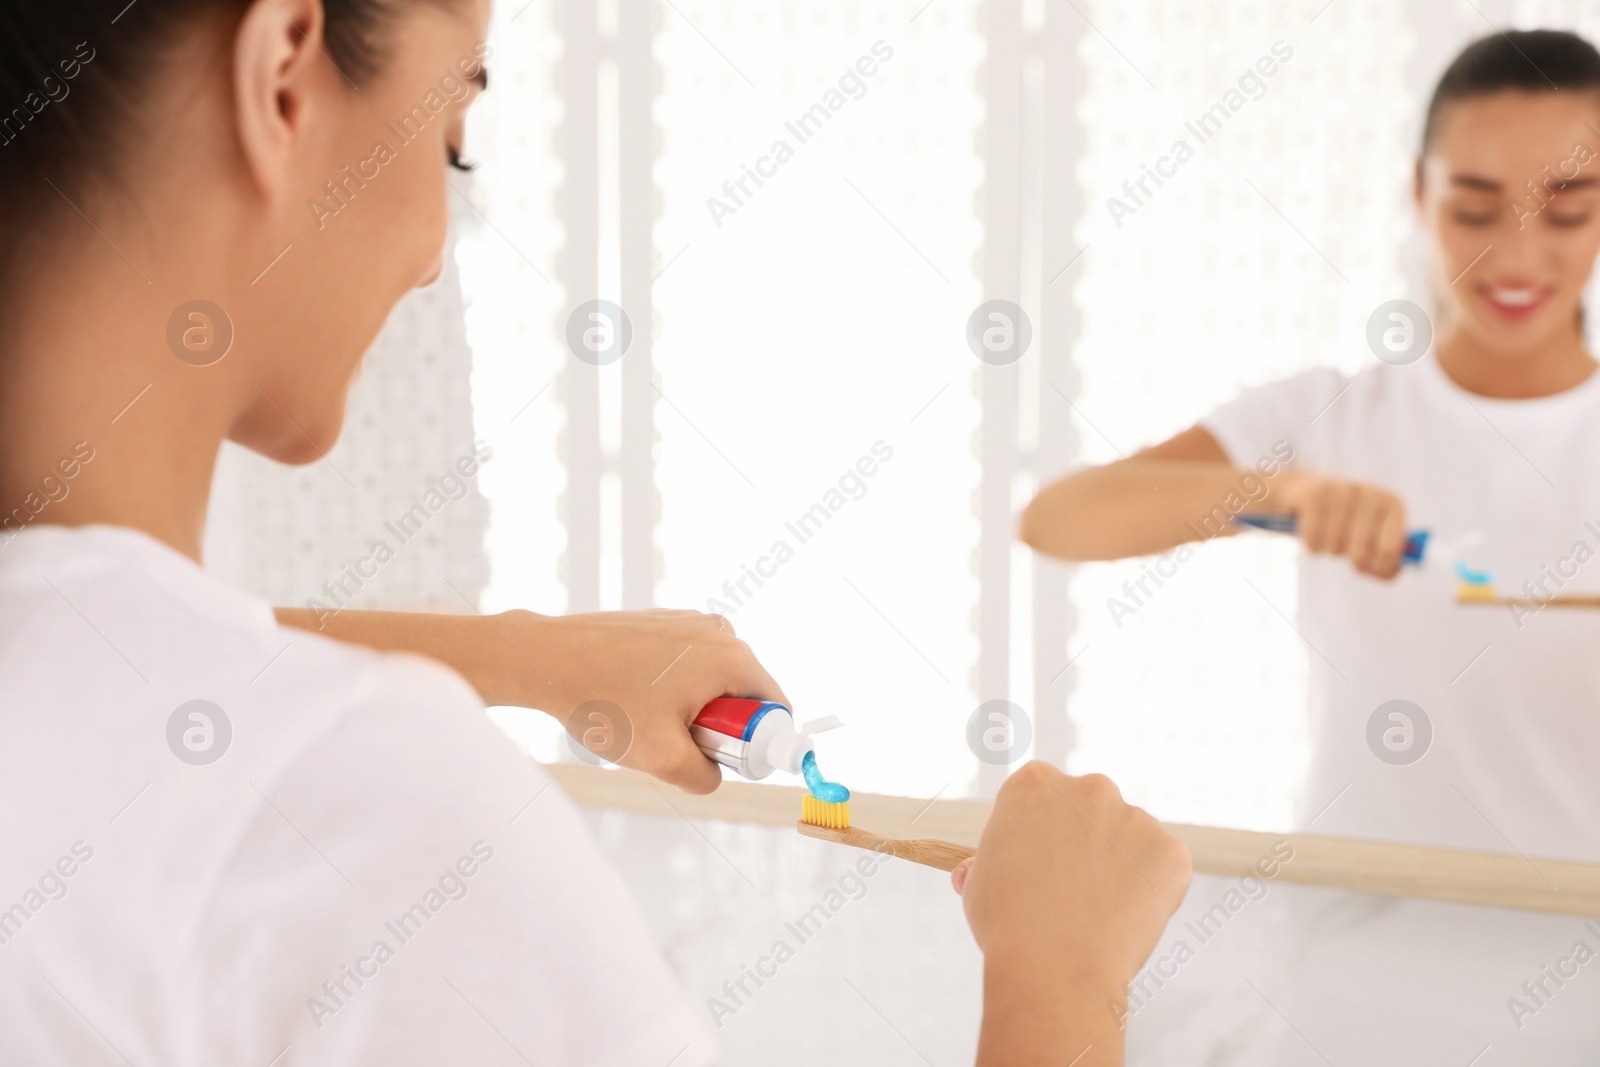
[{"xmin": 951, "ymin": 861, "xmax": 969, "ymax": 894}]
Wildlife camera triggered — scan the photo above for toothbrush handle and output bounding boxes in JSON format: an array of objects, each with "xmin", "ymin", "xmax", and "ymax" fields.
[
  {"xmin": 796, "ymin": 822, "xmax": 975, "ymax": 872},
  {"xmin": 1232, "ymin": 513, "xmax": 1298, "ymax": 534},
  {"xmin": 1234, "ymin": 515, "xmax": 1429, "ymax": 564}
]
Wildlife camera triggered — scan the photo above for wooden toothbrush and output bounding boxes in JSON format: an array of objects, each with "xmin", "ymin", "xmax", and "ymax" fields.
[
  {"xmin": 1456, "ymin": 584, "xmax": 1600, "ymax": 609},
  {"xmin": 1462, "ymin": 599, "xmax": 1600, "ymax": 608},
  {"xmin": 795, "ymin": 821, "xmax": 974, "ymax": 872},
  {"xmin": 798, "ymin": 793, "xmax": 973, "ymax": 872}
]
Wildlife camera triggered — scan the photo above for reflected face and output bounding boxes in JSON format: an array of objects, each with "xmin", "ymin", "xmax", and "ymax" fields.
[
  {"xmin": 229, "ymin": 0, "xmax": 491, "ymax": 464},
  {"xmin": 1418, "ymin": 90, "xmax": 1600, "ymax": 357}
]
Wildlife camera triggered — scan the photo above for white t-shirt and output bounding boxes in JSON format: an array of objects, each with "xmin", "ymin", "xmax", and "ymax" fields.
[
  {"xmin": 1189, "ymin": 354, "xmax": 1600, "ymax": 1065},
  {"xmin": 1204, "ymin": 351, "xmax": 1600, "ymax": 860},
  {"xmin": 0, "ymin": 525, "xmax": 714, "ymax": 1067}
]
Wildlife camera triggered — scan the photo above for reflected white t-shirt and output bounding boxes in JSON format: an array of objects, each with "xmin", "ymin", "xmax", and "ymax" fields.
[
  {"xmin": 1203, "ymin": 352, "xmax": 1600, "ymax": 861},
  {"xmin": 1190, "ymin": 354, "xmax": 1600, "ymax": 1066},
  {"xmin": 0, "ymin": 525, "xmax": 714, "ymax": 1067}
]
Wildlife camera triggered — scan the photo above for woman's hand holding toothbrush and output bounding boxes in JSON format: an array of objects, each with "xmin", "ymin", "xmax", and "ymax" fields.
[
  {"xmin": 1275, "ymin": 471, "xmax": 1411, "ymax": 579},
  {"xmin": 955, "ymin": 762, "xmax": 1191, "ymax": 1067}
]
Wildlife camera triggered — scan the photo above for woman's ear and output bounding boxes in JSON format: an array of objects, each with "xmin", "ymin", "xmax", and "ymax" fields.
[{"xmin": 232, "ymin": 0, "xmax": 331, "ymax": 200}]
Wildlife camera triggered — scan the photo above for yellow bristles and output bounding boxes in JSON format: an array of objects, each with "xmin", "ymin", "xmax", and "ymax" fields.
[
  {"xmin": 1456, "ymin": 581, "xmax": 1498, "ymax": 603},
  {"xmin": 802, "ymin": 794, "xmax": 850, "ymax": 830}
]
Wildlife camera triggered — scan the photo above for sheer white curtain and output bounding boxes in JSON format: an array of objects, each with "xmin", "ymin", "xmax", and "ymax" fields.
[{"xmin": 649, "ymin": 1, "xmax": 984, "ymax": 802}]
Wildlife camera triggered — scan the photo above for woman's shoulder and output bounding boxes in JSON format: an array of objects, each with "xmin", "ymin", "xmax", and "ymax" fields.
[
  {"xmin": 1202, "ymin": 361, "xmax": 1424, "ymax": 434},
  {"xmin": 0, "ymin": 522, "xmax": 491, "ymax": 781}
]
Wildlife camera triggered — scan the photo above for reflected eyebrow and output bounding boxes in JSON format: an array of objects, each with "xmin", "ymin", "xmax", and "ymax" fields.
[{"xmin": 1451, "ymin": 172, "xmax": 1600, "ymax": 193}]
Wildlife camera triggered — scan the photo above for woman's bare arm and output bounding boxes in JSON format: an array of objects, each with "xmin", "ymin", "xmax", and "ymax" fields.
[
  {"xmin": 1020, "ymin": 424, "xmax": 1410, "ymax": 578},
  {"xmin": 1019, "ymin": 426, "xmax": 1283, "ymax": 560}
]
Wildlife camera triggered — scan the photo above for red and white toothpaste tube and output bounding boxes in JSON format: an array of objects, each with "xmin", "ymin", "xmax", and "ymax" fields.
[{"xmin": 691, "ymin": 697, "xmax": 840, "ymax": 781}]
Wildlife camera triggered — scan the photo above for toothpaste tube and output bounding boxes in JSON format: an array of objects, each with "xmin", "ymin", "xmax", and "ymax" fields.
[{"xmin": 691, "ymin": 697, "xmax": 839, "ymax": 781}]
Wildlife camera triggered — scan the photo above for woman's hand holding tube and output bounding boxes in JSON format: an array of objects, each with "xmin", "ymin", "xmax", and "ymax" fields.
[{"xmin": 276, "ymin": 607, "xmax": 788, "ymax": 794}]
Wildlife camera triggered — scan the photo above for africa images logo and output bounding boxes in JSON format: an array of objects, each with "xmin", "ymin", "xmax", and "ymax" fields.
[{"xmin": 166, "ymin": 700, "xmax": 232, "ymax": 766}]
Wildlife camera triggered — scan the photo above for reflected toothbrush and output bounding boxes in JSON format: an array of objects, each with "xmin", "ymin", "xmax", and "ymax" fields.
[
  {"xmin": 1232, "ymin": 514, "xmax": 1495, "ymax": 599},
  {"xmin": 1231, "ymin": 514, "xmax": 1432, "ymax": 565}
]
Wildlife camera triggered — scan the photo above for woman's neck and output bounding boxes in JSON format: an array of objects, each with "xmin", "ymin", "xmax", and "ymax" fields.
[
  {"xmin": 1435, "ymin": 321, "xmax": 1597, "ymax": 399},
  {"xmin": 0, "ymin": 249, "xmax": 236, "ymax": 562}
]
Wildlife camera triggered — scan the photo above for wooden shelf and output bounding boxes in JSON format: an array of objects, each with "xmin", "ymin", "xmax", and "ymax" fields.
[{"xmin": 544, "ymin": 763, "xmax": 1600, "ymax": 917}]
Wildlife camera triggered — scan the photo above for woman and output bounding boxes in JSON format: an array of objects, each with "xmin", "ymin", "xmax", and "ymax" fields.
[
  {"xmin": 0, "ymin": 1, "xmax": 1186, "ymax": 1064},
  {"xmin": 1025, "ymin": 28, "xmax": 1600, "ymax": 1063}
]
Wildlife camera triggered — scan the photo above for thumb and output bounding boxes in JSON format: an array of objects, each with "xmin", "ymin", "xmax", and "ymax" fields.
[{"xmin": 950, "ymin": 857, "xmax": 974, "ymax": 895}]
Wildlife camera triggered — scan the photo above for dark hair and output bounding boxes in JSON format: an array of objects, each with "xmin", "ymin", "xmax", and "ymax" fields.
[
  {"xmin": 1422, "ymin": 29, "xmax": 1600, "ymax": 154},
  {"xmin": 0, "ymin": 0, "xmax": 406, "ymax": 285}
]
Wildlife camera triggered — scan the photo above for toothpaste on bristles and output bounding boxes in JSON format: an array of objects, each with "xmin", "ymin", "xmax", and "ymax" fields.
[{"xmin": 801, "ymin": 793, "xmax": 850, "ymax": 830}]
